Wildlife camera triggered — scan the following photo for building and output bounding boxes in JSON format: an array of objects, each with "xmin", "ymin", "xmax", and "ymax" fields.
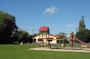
[
  {"xmin": 33, "ymin": 34, "xmax": 57, "ymax": 44},
  {"xmin": 32, "ymin": 26, "xmax": 66, "ymax": 45}
]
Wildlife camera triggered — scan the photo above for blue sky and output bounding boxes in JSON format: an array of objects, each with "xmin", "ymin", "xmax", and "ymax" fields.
[{"xmin": 0, "ymin": 0, "xmax": 90, "ymax": 34}]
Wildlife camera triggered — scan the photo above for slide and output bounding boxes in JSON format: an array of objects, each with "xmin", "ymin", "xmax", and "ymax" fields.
[{"xmin": 75, "ymin": 38, "xmax": 90, "ymax": 48}]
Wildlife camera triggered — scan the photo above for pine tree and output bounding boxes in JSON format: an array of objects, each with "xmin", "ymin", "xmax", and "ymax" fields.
[
  {"xmin": 78, "ymin": 16, "xmax": 86, "ymax": 31},
  {"xmin": 76, "ymin": 16, "xmax": 90, "ymax": 42}
]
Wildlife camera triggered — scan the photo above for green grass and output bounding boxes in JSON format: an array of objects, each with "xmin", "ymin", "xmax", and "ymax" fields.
[{"xmin": 0, "ymin": 44, "xmax": 90, "ymax": 59}]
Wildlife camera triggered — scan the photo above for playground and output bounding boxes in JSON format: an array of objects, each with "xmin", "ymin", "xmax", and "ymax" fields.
[{"xmin": 31, "ymin": 32, "xmax": 90, "ymax": 52}]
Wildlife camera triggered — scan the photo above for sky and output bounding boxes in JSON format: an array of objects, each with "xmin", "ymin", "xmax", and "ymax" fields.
[{"xmin": 0, "ymin": 0, "xmax": 90, "ymax": 34}]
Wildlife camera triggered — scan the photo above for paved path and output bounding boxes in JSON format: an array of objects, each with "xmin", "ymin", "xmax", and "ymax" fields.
[{"xmin": 30, "ymin": 47, "xmax": 90, "ymax": 53}]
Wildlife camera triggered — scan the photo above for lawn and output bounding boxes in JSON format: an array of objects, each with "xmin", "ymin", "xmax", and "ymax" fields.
[{"xmin": 0, "ymin": 44, "xmax": 90, "ymax": 59}]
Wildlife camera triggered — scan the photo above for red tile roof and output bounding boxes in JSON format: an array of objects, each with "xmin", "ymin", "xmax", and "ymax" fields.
[{"xmin": 39, "ymin": 26, "xmax": 49, "ymax": 31}]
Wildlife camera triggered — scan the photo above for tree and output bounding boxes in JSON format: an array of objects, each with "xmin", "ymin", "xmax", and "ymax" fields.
[
  {"xmin": 18, "ymin": 30, "xmax": 30, "ymax": 43},
  {"xmin": 76, "ymin": 16, "xmax": 90, "ymax": 43},
  {"xmin": 78, "ymin": 16, "xmax": 86, "ymax": 31},
  {"xmin": 76, "ymin": 29, "xmax": 90, "ymax": 43},
  {"xmin": 0, "ymin": 11, "xmax": 18, "ymax": 43},
  {"xmin": 57, "ymin": 32, "xmax": 67, "ymax": 39}
]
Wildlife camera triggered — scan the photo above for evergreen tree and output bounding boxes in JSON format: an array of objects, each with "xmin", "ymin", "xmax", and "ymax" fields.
[
  {"xmin": 76, "ymin": 16, "xmax": 90, "ymax": 43},
  {"xmin": 78, "ymin": 16, "xmax": 86, "ymax": 31}
]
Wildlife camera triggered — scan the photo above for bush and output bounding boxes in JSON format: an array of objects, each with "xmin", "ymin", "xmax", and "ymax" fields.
[{"xmin": 57, "ymin": 39, "xmax": 69, "ymax": 43}]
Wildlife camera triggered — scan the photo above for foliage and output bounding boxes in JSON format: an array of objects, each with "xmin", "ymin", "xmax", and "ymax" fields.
[
  {"xmin": 57, "ymin": 32, "xmax": 67, "ymax": 39},
  {"xmin": 0, "ymin": 11, "xmax": 18, "ymax": 43},
  {"xmin": 76, "ymin": 29, "xmax": 90, "ymax": 43},
  {"xmin": 57, "ymin": 39, "xmax": 63, "ymax": 43},
  {"xmin": 18, "ymin": 30, "xmax": 32, "ymax": 43},
  {"xmin": 78, "ymin": 16, "xmax": 86, "ymax": 31},
  {"xmin": 57, "ymin": 39, "xmax": 69, "ymax": 43},
  {"xmin": 76, "ymin": 16, "xmax": 90, "ymax": 42}
]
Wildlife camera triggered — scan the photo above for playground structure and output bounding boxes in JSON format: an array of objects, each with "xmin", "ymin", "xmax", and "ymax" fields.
[
  {"xmin": 31, "ymin": 32, "xmax": 90, "ymax": 52},
  {"xmin": 45, "ymin": 32, "xmax": 90, "ymax": 49},
  {"xmin": 33, "ymin": 28, "xmax": 90, "ymax": 50},
  {"xmin": 69, "ymin": 32, "xmax": 90, "ymax": 49}
]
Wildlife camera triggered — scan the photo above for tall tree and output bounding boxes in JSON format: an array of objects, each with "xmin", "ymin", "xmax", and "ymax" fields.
[
  {"xmin": 78, "ymin": 16, "xmax": 86, "ymax": 31},
  {"xmin": 76, "ymin": 16, "xmax": 90, "ymax": 43},
  {"xmin": 0, "ymin": 11, "xmax": 18, "ymax": 43}
]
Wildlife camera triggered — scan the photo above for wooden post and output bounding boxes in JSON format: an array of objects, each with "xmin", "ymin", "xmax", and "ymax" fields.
[
  {"xmin": 70, "ymin": 32, "xmax": 74, "ymax": 49},
  {"xmin": 62, "ymin": 33, "xmax": 66, "ymax": 48},
  {"xmin": 63, "ymin": 38, "xmax": 66, "ymax": 48},
  {"xmin": 46, "ymin": 34, "xmax": 47, "ymax": 48}
]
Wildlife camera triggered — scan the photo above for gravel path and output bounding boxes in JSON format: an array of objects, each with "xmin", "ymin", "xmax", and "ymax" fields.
[{"xmin": 30, "ymin": 47, "xmax": 90, "ymax": 53}]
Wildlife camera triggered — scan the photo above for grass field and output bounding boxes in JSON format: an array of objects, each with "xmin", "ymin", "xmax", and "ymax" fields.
[{"xmin": 0, "ymin": 44, "xmax": 90, "ymax": 59}]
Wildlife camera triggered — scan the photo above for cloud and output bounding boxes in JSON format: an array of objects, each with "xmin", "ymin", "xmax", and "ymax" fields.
[
  {"xmin": 67, "ymin": 24, "xmax": 74, "ymax": 28},
  {"xmin": 43, "ymin": 6, "xmax": 59, "ymax": 16}
]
